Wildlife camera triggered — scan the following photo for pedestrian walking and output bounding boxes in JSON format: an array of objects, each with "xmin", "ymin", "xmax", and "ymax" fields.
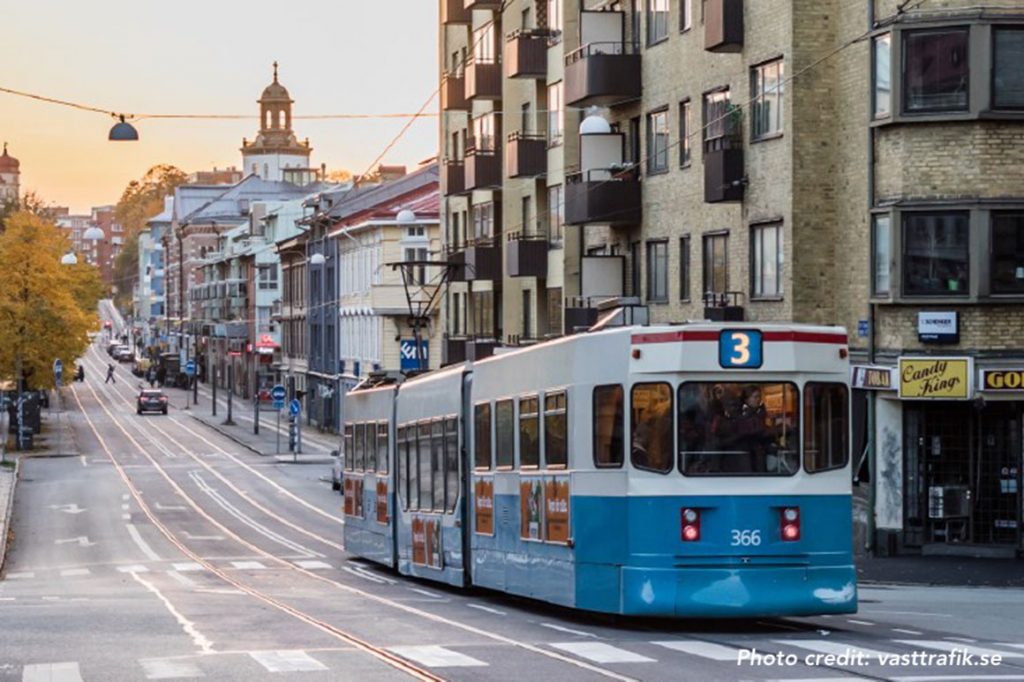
[
  {"xmin": 105, "ymin": 363, "xmax": 116, "ymax": 384},
  {"xmin": 76, "ymin": 364, "xmax": 85, "ymax": 383},
  {"xmin": 147, "ymin": 366, "xmax": 156, "ymax": 388}
]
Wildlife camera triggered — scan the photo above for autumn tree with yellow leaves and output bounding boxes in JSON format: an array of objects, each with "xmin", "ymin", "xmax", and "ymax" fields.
[{"xmin": 0, "ymin": 211, "xmax": 102, "ymax": 390}]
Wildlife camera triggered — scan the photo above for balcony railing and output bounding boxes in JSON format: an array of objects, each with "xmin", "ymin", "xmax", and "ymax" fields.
[
  {"xmin": 441, "ymin": 72, "xmax": 469, "ymax": 111},
  {"xmin": 564, "ymin": 296, "xmax": 601, "ymax": 334},
  {"xmin": 505, "ymin": 30, "xmax": 548, "ymax": 79},
  {"xmin": 703, "ymin": 291, "xmax": 745, "ymax": 321},
  {"xmin": 705, "ymin": 0, "xmax": 744, "ymax": 53},
  {"xmin": 465, "ymin": 148, "xmax": 502, "ymax": 190},
  {"xmin": 564, "ymin": 42, "xmax": 641, "ymax": 108},
  {"xmin": 465, "ymin": 59, "xmax": 502, "ymax": 101},
  {"xmin": 703, "ymin": 145, "xmax": 745, "ymax": 202},
  {"xmin": 564, "ymin": 167, "xmax": 642, "ymax": 226},
  {"xmin": 506, "ymin": 132, "xmax": 547, "ymax": 178},
  {"xmin": 441, "ymin": 0, "xmax": 471, "ymax": 24},
  {"xmin": 462, "ymin": 238, "xmax": 501, "ymax": 282},
  {"xmin": 443, "ymin": 159, "xmax": 467, "ymax": 196},
  {"xmin": 505, "ymin": 231, "xmax": 548, "ymax": 278},
  {"xmin": 463, "ymin": 0, "xmax": 501, "ymax": 8}
]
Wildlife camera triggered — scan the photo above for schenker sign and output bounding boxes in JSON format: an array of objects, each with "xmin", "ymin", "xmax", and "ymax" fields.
[{"xmin": 898, "ymin": 357, "xmax": 973, "ymax": 400}]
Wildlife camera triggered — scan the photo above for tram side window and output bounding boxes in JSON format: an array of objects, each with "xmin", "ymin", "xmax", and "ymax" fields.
[
  {"xmin": 418, "ymin": 422, "xmax": 432, "ymax": 510},
  {"xmin": 519, "ymin": 395, "xmax": 540, "ymax": 468},
  {"xmin": 678, "ymin": 382, "xmax": 799, "ymax": 476},
  {"xmin": 495, "ymin": 399, "xmax": 515, "ymax": 469},
  {"xmin": 431, "ymin": 420, "xmax": 445, "ymax": 511},
  {"xmin": 804, "ymin": 383, "xmax": 849, "ymax": 473},
  {"xmin": 366, "ymin": 423, "xmax": 377, "ymax": 472},
  {"xmin": 474, "ymin": 403, "xmax": 492, "ymax": 470},
  {"xmin": 344, "ymin": 424, "xmax": 354, "ymax": 471},
  {"xmin": 445, "ymin": 417, "xmax": 459, "ymax": 512},
  {"xmin": 544, "ymin": 391, "xmax": 568, "ymax": 468},
  {"xmin": 377, "ymin": 423, "xmax": 389, "ymax": 474},
  {"xmin": 398, "ymin": 427, "xmax": 409, "ymax": 510},
  {"xmin": 630, "ymin": 383, "xmax": 673, "ymax": 473},
  {"xmin": 354, "ymin": 423, "xmax": 365, "ymax": 471},
  {"xmin": 593, "ymin": 385, "xmax": 624, "ymax": 468}
]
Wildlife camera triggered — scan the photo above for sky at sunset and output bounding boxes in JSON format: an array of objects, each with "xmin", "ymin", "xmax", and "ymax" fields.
[{"xmin": 0, "ymin": 1, "xmax": 439, "ymax": 213}]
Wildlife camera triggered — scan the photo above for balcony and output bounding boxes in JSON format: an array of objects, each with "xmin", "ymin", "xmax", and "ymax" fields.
[
  {"xmin": 506, "ymin": 133, "xmax": 547, "ymax": 178},
  {"xmin": 466, "ymin": 338, "xmax": 499, "ymax": 361},
  {"xmin": 465, "ymin": 148, "xmax": 502, "ymax": 190},
  {"xmin": 462, "ymin": 239, "xmax": 501, "ymax": 282},
  {"xmin": 444, "ymin": 336, "xmax": 467, "ymax": 365},
  {"xmin": 443, "ymin": 336, "xmax": 499, "ymax": 365},
  {"xmin": 505, "ymin": 30, "xmax": 548, "ymax": 79},
  {"xmin": 443, "ymin": 159, "xmax": 466, "ymax": 196},
  {"xmin": 564, "ymin": 42, "xmax": 641, "ymax": 108},
  {"xmin": 703, "ymin": 146, "xmax": 745, "ymax": 203},
  {"xmin": 442, "ymin": 73, "xmax": 469, "ymax": 111},
  {"xmin": 564, "ymin": 297, "xmax": 600, "ymax": 334},
  {"xmin": 703, "ymin": 292, "xmax": 745, "ymax": 321},
  {"xmin": 565, "ymin": 168, "xmax": 642, "ymax": 226},
  {"xmin": 506, "ymin": 231, "xmax": 548, "ymax": 278},
  {"xmin": 705, "ymin": 0, "xmax": 744, "ymax": 53},
  {"xmin": 463, "ymin": 0, "xmax": 501, "ymax": 8},
  {"xmin": 446, "ymin": 247, "xmax": 467, "ymax": 283},
  {"xmin": 465, "ymin": 59, "xmax": 501, "ymax": 101},
  {"xmin": 441, "ymin": 0, "xmax": 471, "ymax": 24}
]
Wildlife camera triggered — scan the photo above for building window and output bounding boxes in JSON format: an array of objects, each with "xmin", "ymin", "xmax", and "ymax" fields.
[
  {"xmin": 472, "ymin": 203, "xmax": 494, "ymax": 242},
  {"xmin": 679, "ymin": 235, "xmax": 691, "ymax": 301},
  {"xmin": 646, "ymin": 108, "xmax": 670, "ymax": 174},
  {"xmin": 903, "ymin": 28, "xmax": 969, "ymax": 113},
  {"xmin": 548, "ymin": 184, "xmax": 563, "ymax": 245},
  {"xmin": 993, "ymin": 28, "xmax": 1024, "ymax": 109},
  {"xmin": 472, "ymin": 113, "xmax": 496, "ymax": 152},
  {"xmin": 703, "ymin": 89, "xmax": 734, "ymax": 151},
  {"xmin": 702, "ymin": 233, "xmax": 728, "ymax": 296},
  {"xmin": 404, "ymin": 247, "xmax": 428, "ymax": 285},
  {"xmin": 646, "ymin": 240, "xmax": 668, "ymax": 302},
  {"xmin": 593, "ymin": 385, "xmax": 624, "ymax": 468},
  {"xmin": 751, "ymin": 223, "xmax": 783, "ymax": 299},
  {"xmin": 548, "ymin": 82, "xmax": 564, "ymax": 145},
  {"xmin": 679, "ymin": 100, "xmax": 691, "ymax": 166},
  {"xmin": 902, "ymin": 212, "xmax": 969, "ymax": 296},
  {"xmin": 257, "ymin": 264, "xmax": 278, "ymax": 290},
  {"xmin": 473, "ymin": 22, "xmax": 496, "ymax": 63},
  {"xmin": 872, "ymin": 214, "xmax": 892, "ymax": 296},
  {"xmin": 874, "ymin": 34, "xmax": 892, "ymax": 118},
  {"xmin": 991, "ymin": 213, "xmax": 1024, "ymax": 295},
  {"xmin": 544, "ymin": 392, "xmax": 567, "ymax": 467},
  {"xmin": 646, "ymin": 0, "xmax": 669, "ymax": 45},
  {"xmin": 681, "ymin": 0, "xmax": 692, "ymax": 31},
  {"xmin": 751, "ymin": 59, "xmax": 784, "ymax": 139},
  {"xmin": 547, "ymin": 0, "xmax": 562, "ymax": 35}
]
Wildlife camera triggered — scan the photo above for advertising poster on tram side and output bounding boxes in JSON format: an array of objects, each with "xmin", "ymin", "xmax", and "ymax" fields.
[
  {"xmin": 520, "ymin": 477, "xmax": 544, "ymax": 541},
  {"xmin": 376, "ymin": 477, "xmax": 388, "ymax": 524},
  {"xmin": 545, "ymin": 476, "xmax": 570, "ymax": 544},
  {"xmin": 343, "ymin": 478, "xmax": 354, "ymax": 516},
  {"xmin": 426, "ymin": 519, "xmax": 442, "ymax": 569},
  {"xmin": 411, "ymin": 517, "xmax": 426, "ymax": 565},
  {"xmin": 353, "ymin": 478, "xmax": 364, "ymax": 518},
  {"xmin": 474, "ymin": 477, "xmax": 494, "ymax": 535}
]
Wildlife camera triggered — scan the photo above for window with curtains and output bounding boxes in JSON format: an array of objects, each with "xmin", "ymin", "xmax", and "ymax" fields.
[
  {"xmin": 751, "ymin": 59, "xmax": 784, "ymax": 139},
  {"xmin": 751, "ymin": 223, "xmax": 783, "ymax": 298},
  {"xmin": 903, "ymin": 28, "xmax": 969, "ymax": 113},
  {"xmin": 679, "ymin": 100, "xmax": 691, "ymax": 166},
  {"xmin": 702, "ymin": 233, "xmax": 728, "ymax": 295},
  {"xmin": 646, "ymin": 108, "xmax": 669, "ymax": 174},
  {"xmin": 647, "ymin": 0, "xmax": 669, "ymax": 45},
  {"xmin": 646, "ymin": 240, "xmax": 668, "ymax": 302},
  {"xmin": 993, "ymin": 28, "xmax": 1024, "ymax": 109},
  {"xmin": 874, "ymin": 34, "xmax": 891, "ymax": 118},
  {"xmin": 548, "ymin": 82, "xmax": 564, "ymax": 145}
]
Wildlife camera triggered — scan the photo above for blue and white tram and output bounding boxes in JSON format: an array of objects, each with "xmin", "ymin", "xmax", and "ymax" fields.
[{"xmin": 341, "ymin": 323, "xmax": 857, "ymax": 618}]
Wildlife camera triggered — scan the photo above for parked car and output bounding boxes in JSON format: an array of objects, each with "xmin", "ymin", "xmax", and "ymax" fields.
[
  {"xmin": 116, "ymin": 347, "xmax": 133, "ymax": 362},
  {"xmin": 107, "ymin": 341, "xmax": 121, "ymax": 357},
  {"xmin": 137, "ymin": 389, "xmax": 168, "ymax": 415},
  {"xmin": 330, "ymin": 450, "xmax": 342, "ymax": 491}
]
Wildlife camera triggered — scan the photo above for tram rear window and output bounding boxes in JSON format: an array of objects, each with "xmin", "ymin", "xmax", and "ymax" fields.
[
  {"xmin": 804, "ymin": 383, "xmax": 849, "ymax": 473},
  {"xmin": 678, "ymin": 382, "xmax": 799, "ymax": 476}
]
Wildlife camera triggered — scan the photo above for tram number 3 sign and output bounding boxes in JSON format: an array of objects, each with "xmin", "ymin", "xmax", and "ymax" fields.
[
  {"xmin": 719, "ymin": 330, "xmax": 763, "ymax": 369},
  {"xmin": 731, "ymin": 529, "xmax": 762, "ymax": 546}
]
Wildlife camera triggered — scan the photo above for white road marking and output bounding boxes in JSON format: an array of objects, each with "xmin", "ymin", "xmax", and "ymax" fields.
[
  {"xmin": 6, "ymin": 572, "xmax": 34, "ymax": 579},
  {"xmin": 55, "ymin": 536, "xmax": 95, "ymax": 548},
  {"xmin": 48, "ymin": 504, "xmax": 86, "ymax": 515},
  {"xmin": 652, "ymin": 640, "xmax": 742, "ymax": 661},
  {"xmin": 117, "ymin": 565, "xmax": 150, "ymax": 574},
  {"xmin": 122, "ymin": 494, "xmax": 130, "ymax": 501},
  {"xmin": 409, "ymin": 588, "xmax": 443, "ymax": 599},
  {"xmin": 139, "ymin": 658, "xmax": 204, "ymax": 679},
  {"xmin": 122, "ymin": 504, "xmax": 130, "ymax": 511},
  {"xmin": 126, "ymin": 524, "xmax": 161, "ymax": 562},
  {"xmin": 897, "ymin": 640, "xmax": 1024, "ymax": 659},
  {"xmin": 130, "ymin": 572, "xmax": 213, "ymax": 654},
  {"xmin": 122, "ymin": 514, "xmax": 131, "ymax": 520},
  {"xmin": 893, "ymin": 628, "xmax": 924, "ymax": 635},
  {"xmin": 79, "ymin": 455, "xmax": 88, "ymax": 467},
  {"xmin": 21, "ymin": 661, "xmax": 83, "ymax": 682},
  {"xmin": 387, "ymin": 645, "xmax": 488, "ymax": 668},
  {"xmin": 775, "ymin": 638, "xmax": 893, "ymax": 661},
  {"xmin": 59, "ymin": 568, "xmax": 90, "ymax": 578},
  {"xmin": 346, "ymin": 563, "xmax": 397, "ymax": 584},
  {"xmin": 341, "ymin": 566, "xmax": 388, "ymax": 584},
  {"xmin": 194, "ymin": 588, "xmax": 245, "ymax": 595},
  {"xmin": 846, "ymin": 619, "xmax": 875, "ymax": 626},
  {"xmin": 230, "ymin": 561, "xmax": 267, "ymax": 570},
  {"xmin": 466, "ymin": 603, "xmax": 506, "ymax": 616},
  {"xmin": 248, "ymin": 650, "xmax": 327, "ymax": 673},
  {"xmin": 181, "ymin": 532, "xmax": 224, "ymax": 541},
  {"xmin": 172, "ymin": 562, "xmax": 204, "ymax": 573},
  {"xmin": 541, "ymin": 623, "xmax": 599, "ymax": 638},
  {"xmin": 165, "ymin": 571, "xmax": 196, "ymax": 588},
  {"xmin": 294, "ymin": 560, "xmax": 332, "ymax": 570},
  {"xmin": 550, "ymin": 642, "xmax": 655, "ymax": 664},
  {"xmin": 155, "ymin": 503, "xmax": 187, "ymax": 511},
  {"xmin": 0, "ymin": 597, "xmax": 15, "ymax": 601},
  {"xmin": 945, "ymin": 636, "xmax": 977, "ymax": 643}
]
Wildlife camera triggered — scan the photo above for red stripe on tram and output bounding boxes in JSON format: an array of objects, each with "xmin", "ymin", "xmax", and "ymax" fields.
[
  {"xmin": 630, "ymin": 330, "xmax": 718, "ymax": 344},
  {"xmin": 631, "ymin": 330, "xmax": 849, "ymax": 345},
  {"xmin": 762, "ymin": 331, "xmax": 849, "ymax": 345}
]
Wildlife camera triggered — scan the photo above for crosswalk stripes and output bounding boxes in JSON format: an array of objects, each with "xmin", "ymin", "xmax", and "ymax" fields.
[
  {"xmin": 387, "ymin": 645, "xmax": 489, "ymax": 668},
  {"xmin": 896, "ymin": 640, "xmax": 1024, "ymax": 659},
  {"xmin": 230, "ymin": 561, "xmax": 267, "ymax": 570},
  {"xmin": 774, "ymin": 638, "xmax": 894, "ymax": 661},
  {"xmin": 21, "ymin": 662, "xmax": 82, "ymax": 682},
  {"xmin": 294, "ymin": 560, "xmax": 332, "ymax": 570},
  {"xmin": 248, "ymin": 650, "xmax": 327, "ymax": 673},
  {"xmin": 139, "ymin": 658, "xmax": 205, "ymax": 679},
  {"xmin": 651, "ymin": 640, "xmax": 741, "ymax": 661},
  {"xmin": 550, "ymin": 641, "xmax": 657, "ymax": 664},
  {"xmin": 58, "ymin": 568, "xmax": 90, "ymax": 578},
  {"xmin": 116, "ymin": 565, "xmax": 149, "ymax": 573},
  {"xmin": 171, "ymin": 562, "xmax": 204, "ymax": 572}
]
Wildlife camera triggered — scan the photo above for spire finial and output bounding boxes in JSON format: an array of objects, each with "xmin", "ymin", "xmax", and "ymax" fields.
[
  {"xmin": 2, "ymin": 142, "xmax": 6, "ymax": 156},
  {"xmin": 273, "ymin": 61, "xmax": 279, "ymax": 82}
]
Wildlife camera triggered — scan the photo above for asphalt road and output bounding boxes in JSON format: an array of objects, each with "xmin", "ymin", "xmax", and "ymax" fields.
[{"xmin": 1, "ymin": 342, "xmax": 1023, "ymax": 681}]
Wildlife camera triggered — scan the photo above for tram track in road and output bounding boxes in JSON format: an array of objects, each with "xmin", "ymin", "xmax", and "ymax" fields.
[{"xmin": 72, "ymin": 354, "xmax": 641, "ymax": 681}]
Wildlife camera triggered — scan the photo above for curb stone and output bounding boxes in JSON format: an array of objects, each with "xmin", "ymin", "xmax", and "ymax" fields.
[{"xmin": 0, "ymin": 457, "xmax": 20, "ymax": 575}]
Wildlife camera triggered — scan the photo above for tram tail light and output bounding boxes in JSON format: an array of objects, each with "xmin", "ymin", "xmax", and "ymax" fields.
[
  {"xmin": 681, "ymin": 508, "xmax": 700, "ymax": 542},
  {"xmin": 780, "ymin": 507, "xmax": 800, "ymax": 541}
]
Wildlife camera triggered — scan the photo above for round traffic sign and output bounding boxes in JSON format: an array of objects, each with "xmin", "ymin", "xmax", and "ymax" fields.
[{"xmin": 270, "ymin": 385, "xmax": 287, "ymax": 401}]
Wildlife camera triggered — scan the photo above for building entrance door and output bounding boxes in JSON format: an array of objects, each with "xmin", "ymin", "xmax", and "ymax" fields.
[{"xmin": 977, "ymin": 403, "xmax": 1022, "ymax": 547}]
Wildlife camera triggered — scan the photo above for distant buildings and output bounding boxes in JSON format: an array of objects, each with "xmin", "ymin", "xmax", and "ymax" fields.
[{"xmin": 0, "ymin": 143, "xmax": 19, "ymax": 203}]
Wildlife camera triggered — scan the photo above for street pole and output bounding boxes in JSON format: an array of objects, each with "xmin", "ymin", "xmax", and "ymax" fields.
[
  {"xmin": 276, "ymin": 408, "xmax": 281, "ymax": 454},
  {"xmin": 211, "ymin": 356, "xmax": 217, "ymax": 417},
  {"xmin": 224, "ymin": 363, "xmax": 235, "ymax": 426}
]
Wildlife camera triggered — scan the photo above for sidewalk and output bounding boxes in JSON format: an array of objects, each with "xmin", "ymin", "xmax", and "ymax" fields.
[
  {"xmin": 856, "ymin": 553, "xmax": 1024, "ymax": 588},
  {"xmin": 187, "ymin": 404, "xmax": 335, "ymax": 464}
]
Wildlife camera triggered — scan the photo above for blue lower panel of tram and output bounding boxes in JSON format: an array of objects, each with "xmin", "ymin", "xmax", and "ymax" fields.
[
  {"xmin": 572, "ymin": 494, "xmax": 857, "ymax": 617},
  {"xmin": 343, "ymin": 480, "xmax": 393, "ymax": 567}
]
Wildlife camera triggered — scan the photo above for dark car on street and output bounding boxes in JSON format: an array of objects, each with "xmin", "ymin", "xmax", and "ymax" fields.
[{"xmin": 137, "ymin": 389, "xmax": 168, "ymax": 415}]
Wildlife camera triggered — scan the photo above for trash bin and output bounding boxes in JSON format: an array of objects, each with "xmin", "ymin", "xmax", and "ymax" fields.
[{"xmin": 22, "ymin": 394, "xmax": 42, "ymax": 434}]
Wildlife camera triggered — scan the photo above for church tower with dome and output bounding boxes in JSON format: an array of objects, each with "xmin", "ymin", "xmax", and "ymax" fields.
[
  {"xmin": 241, "ymin": 63, "xmax": 314, "ymax": 182},
  {"xmin": 0, "ymin": 143, "xmax": 21, "ymax": 203}
]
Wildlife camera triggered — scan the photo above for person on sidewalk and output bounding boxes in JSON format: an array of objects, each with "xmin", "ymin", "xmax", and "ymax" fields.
[
  {"xmin": 76, "ymin": 364, "xmax": 85, "ymax": 383},
  {"xmin": 147, "ymin": 366, "xmax": 157, "ymax": 388},
  {"xmin": 105, "ymin": 363, "xmax": 116, "ymax": 384}
]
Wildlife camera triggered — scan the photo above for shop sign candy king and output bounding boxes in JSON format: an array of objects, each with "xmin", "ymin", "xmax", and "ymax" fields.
[{"xmin": 898, "ymin": 357, "xmax": 972, "ymax": 400}]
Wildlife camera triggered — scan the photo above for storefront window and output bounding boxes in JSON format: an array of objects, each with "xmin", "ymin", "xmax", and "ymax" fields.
[
  {"xmin": 902, "ymin": 212, "xmax": 969, "ymax": 296},
  {"xmin": 678, "ymin": 382, "xmax": 799, "ymax": 476},
  {"xmin": 630, "ymin": 383, "xmax": 673, "ymax": 473},
  {"xmin": 593, "ymin": 385, "xmax": 624, "ymax": 468},
  {"xmin": 991, "ymin": 213, "xmax": 1024, "ymax": 295},
  {"xmin": 804, "ymin": 383, "xmax": 849, "ymax": 473}
]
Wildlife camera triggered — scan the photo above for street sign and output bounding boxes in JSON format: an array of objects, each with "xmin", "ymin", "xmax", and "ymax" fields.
[
  {"xmin": 272, "ymin": 399, "xmax": 285, "ymax": 410},
  {"xmin": 399, "ymin": 339, "xmax": 429, "ymax": 371},
  {"xmin": 53, "ymin": 358, "xmax": 63, "ymax": 378},
  {"xmin": 270, "ymin": 385, "xmax": 287, "ymax": 401},
  {"xmin": 289, "ymin": 398, "xmax": 301, "ymax": 416},
  {"xmin": 185, "ymin": 360, "xmax": 196, "ymax": 376}
]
